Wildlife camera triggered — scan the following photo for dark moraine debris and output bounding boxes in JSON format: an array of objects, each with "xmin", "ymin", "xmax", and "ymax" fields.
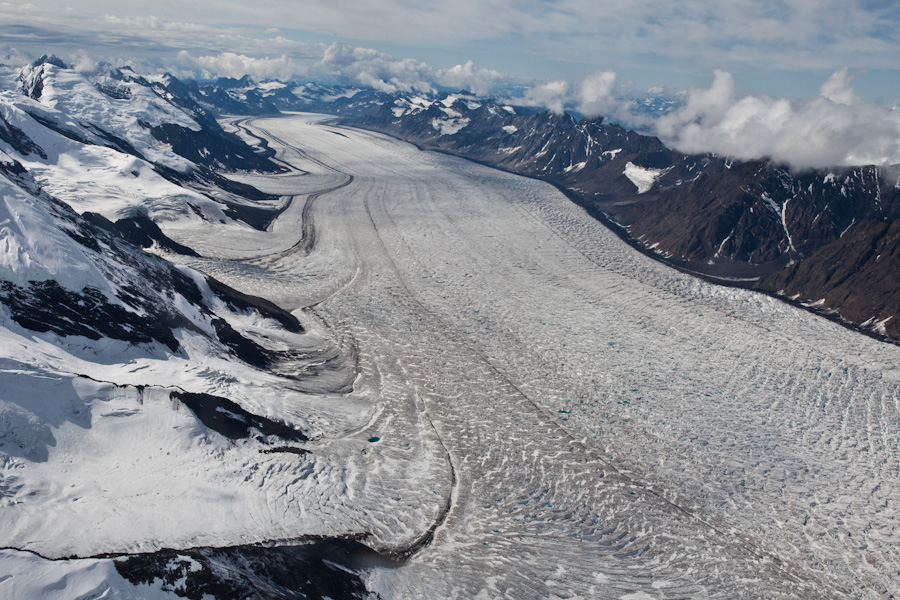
[
  {"xmin": 113, "ymin": 539, "xmax": 394, "ymax": 599},
  {"xmin": 260, "ymin": 446, "xmax": 310, "ymax": 455},
  {"xmin": 171, "ymin": 391, "xmax": 308, "ymax": 442}
]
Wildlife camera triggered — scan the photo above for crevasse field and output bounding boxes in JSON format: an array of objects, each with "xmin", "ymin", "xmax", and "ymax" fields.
[{"xmin": 5, "ymin": 114, "xmax": 900, "ymax": 598}]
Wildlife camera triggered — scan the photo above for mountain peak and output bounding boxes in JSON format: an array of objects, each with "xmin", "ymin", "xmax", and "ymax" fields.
[{"xmin": 30, "ymin": 54, "xmax": 68, "ymax": 69}]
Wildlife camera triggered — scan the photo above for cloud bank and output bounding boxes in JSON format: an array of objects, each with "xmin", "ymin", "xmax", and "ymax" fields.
[
  {"xmin": 515, "ymin": 70, "xmax": 644, "ymax": 126},
  {"xmin": 521, "ymin": 80, "xmax": 570, "ymax": 115},
  {"xmin": 9, "ymin": 0, "xmax": 899, "ymax": 80},
  {"xmin": 2, "ymin": 4, "xmax": 898, "ymax": 171},
  {"xmin": 175, "ymin": 51, "xmax": 307, "ymax": 82},
  {"xmin": 171, "ymin": 46, "xmax": 503, "ymax": 96},
  {"xmin": 655, "ymin": 69, "xmax": 900, "ymax": 169},
  {"xmin": 436, "ymin": 61, "xmax": 502, "ymax": 97},
  {"xmin": 577, "ymin": 70, "xmax": 619, "ymax": 118},
  {"xmin": 512, "ymin": 67, "xmax": 900, "ymax": 170}
]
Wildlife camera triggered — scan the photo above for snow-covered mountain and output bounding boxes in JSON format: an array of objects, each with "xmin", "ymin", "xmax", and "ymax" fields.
[
  {"xmin": 5, "ymin": 56, "xmax": 286, "ymax": 233},
  {"xmin": 0, "ymin": 57, "xmax": 378, "ymax": 597},
  {"xmin": 4, "ymin": 56, "xmax": 900, "ymax": 598},
  {"xmin": 178, "ymin": 75, "xmax": 394, "ymax": 117}
]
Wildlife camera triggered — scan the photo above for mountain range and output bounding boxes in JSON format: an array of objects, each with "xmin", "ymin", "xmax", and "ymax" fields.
[
  {"xmin": 0, "ymin": 56, "xmax": 374, "ymax": 597},
  {"xmin": 183, "ymin": 74, "xmax": 900, "ymax": 341}
]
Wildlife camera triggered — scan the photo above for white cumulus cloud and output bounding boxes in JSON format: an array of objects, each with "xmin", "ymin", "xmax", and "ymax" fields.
[
  {"xmin": 654, "ymin": 69, "xmax": 900, "ymax": 169},
  {"xmin": 175, "ymin": 51, "xmax": 308, "ymax": 81},
  {"xmin": 520, "ymin": 79, "xmax": 570, "ymax": 115},
  {"xmin": 313, "ymin": 43, "xmax": 435, "ymax": 93},
  {"xmin": 577, "ymin": 70, "xmax": 618, "ymax": 117},
  {"xmin": 436, "ymin": 60, "xmax": 502, "ymax": 96}
]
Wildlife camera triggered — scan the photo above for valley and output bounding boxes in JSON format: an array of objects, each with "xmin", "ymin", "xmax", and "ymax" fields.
[
  {"xmin": 172, "ymin": 114, "xmax": 900, "ymax": 597},
  {"xmin": 3, "ymin": 104, "xmax": 900, "ymax": 597}
]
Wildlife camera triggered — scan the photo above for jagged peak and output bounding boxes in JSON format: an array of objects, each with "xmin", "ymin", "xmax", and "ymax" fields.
[
  {"xmin": 30, "ymin": 54, "xmax": 68, "ymax": 69},
  {"xmin": 213, "ymin": 74, "xmax": 256, "ymax": 90}
]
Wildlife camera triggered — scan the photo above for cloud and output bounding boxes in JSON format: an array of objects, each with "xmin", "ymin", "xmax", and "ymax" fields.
[
  {"xmin": 172, "ymin": 46, "xmax": 442, "ymax": 94},
  {"xmin": 520, "ymin": 80, "xmax": 570, "ymax": 115},
  {"xmin": 436, "ymin": 60, "xmax": 502, "ymax": 96},
  {"xmin": 654, "ymin": 70, "xmax": 900, "ymax": 169},
  {"xmin": 516, "ymin": 70, "xmax": 640, "ymax": 123},
  {"xmin": 0, "ymin": 44, "xmax": 30, "ymax": 67},
  {"xmin": 2, "ymin": 5, "xmax": 898, "ymax": 169},
  {"xmin": 174, "ymin": 51, "xmax": 311, "ymax": 81},
  {"xmin": 3, "ymin": 0, "xmax": 900, "ymax": 100},
  {"xmin": 175, "ymin": 44, "xmax": 503, "ymax": 96},
  {"xmin": 101, "ymin": 14, "xmax": 208, "ymax": 33},
  {"xmin": 313, "ymin": 43, "xmax": 435, "ymax": 93},
  {"xmin": 512, "ymin": 68, "xmax": 900, "ymax": 170},
  {"xmin": 818, "ymin": 68, "xmax": 860, "ymax": 106},
  {"xmin": 577, "ymin": 70, "xmax": 618, "ymax": 117}
]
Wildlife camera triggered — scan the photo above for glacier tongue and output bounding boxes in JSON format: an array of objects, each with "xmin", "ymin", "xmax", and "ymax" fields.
[
  {"xmin": 2, "ymin": 101, "xmax": 900, "ymax": 597},
  {"xmin": 160, "ymin": 114, "xmax": 900, "ymax": 597}
]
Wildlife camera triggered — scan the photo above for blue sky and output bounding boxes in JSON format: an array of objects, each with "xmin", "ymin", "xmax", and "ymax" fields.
[{"xmin": 2, "ymin": 1, "xmax": 900, "ymax": 168}]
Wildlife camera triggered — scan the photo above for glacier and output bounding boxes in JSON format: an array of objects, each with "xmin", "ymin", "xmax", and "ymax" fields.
[{"xmin": 0, "ymin": 60, "xmax": 899, "ymax": 597}]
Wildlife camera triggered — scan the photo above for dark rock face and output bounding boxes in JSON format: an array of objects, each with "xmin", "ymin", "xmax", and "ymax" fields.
[
  {"xmin": 0, "ymin": 114, "xmax": 47, "ymax": 159},
  {"xmin": 171, "ymin": 391, "xmax": 308, "ymax": 442},
  {"xmin": 82, "ymin": 211, "xmax": 201, "ymax": 257},
  {"xmin": 0, "ymin": 279, "xmax": 183, "ymax": 351},
  {"xmin": 30, "ymin": 54, "xmax": 68, "ymax": 69},
  {"xmin": 148, "ymin": 121, "xmax": 281, "ymax": 174},
  {"xmin": 204, "ymin": 276, "xmax": 302, "ymax": 334},
  {"xmin": 113, "ymin": 540, "xmax": 388, "ymax": 600},
  {"xmin": 759, "ymin": 219, "xmax": 900, "ymax": 338}
]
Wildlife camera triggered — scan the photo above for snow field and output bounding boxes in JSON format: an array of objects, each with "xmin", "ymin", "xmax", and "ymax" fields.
[{"xmin": 0, "ymin": 549, "xmax": 182, "ymax": 599}]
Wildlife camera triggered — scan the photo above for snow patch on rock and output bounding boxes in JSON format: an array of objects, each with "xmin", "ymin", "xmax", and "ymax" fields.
[{"xmin": 623, "ymin": 162, "xmax": 669, "ymax": 194}]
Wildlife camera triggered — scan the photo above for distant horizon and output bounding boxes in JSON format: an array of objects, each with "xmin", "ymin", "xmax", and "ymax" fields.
[
  {"xmin": 2, "ymin": 2, "xmax": 898, "ymax": 102},
  {"xmin": 3, "ymin": 1, "xmax": 900, "ymax": 169}
]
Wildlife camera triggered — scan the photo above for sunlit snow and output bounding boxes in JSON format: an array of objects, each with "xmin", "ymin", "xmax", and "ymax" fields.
[
  {"xmin": 3, "ymin": 110, "xmax": 900, "ymax": 597},
  {"xmin": 623, "ymin": 161, "xmax": 669, "ymax": 193}
]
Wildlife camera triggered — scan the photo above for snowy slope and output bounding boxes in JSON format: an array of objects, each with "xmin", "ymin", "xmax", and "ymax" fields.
[
  {"xmin": 1, "ymin": 58, "xmax": 286, "ymax": 241},
  {"xmin": 18, "ymin": 59, "xmax": 199, "ymax": 173},
  {"xmin": 0, "ymin": 549, "xmax": 182, "ymax": 600},
  {"xmin": 0, "ymin": 66, "xmax": 444, "ymax": 596}
]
